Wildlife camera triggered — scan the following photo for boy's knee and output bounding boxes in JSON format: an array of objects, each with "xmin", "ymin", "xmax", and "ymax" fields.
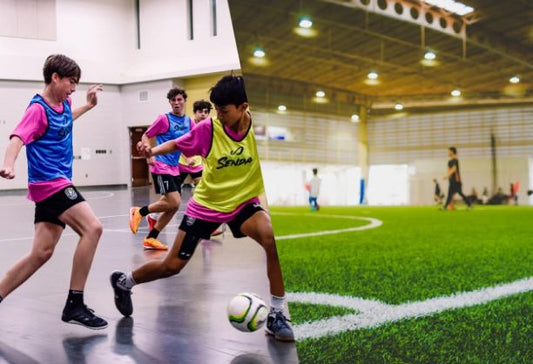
[
  {"xmin": 34, "ymin": 247, "xmax": 54, "ymax": 264},
  {"xmin": 88, "ymin": 220, "xmax": 103, "ymax": 238}
]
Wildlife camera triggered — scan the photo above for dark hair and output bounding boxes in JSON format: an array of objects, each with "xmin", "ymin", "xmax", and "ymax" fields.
[
  {"xmin": 167, "ymin": 87, "xmax": 187, "ymax": 100},
  {"xmin": 193, "ymin": 100, "xmax": 212, "ymax": 113},
  {"xmin": 449, "ymin": 146, "xmax": 457, "ymax": 154},
  {"xmin": 210, "ymin": 75, "xmax": 248, "ymax": 107},
  {"xmin": 312, "ymin": 168, "xmax": 318, "ymax": 175},
  {"xmin": 43, "ymin": 54, "xmax": 81, "ymax": 84}
]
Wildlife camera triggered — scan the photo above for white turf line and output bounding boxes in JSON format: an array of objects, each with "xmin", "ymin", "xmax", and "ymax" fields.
[
  {"xmin": 289, "ymin": 277, "xmax": 533, "ymax": 341},
  {"xmin": 271, "ymin": 214, "xmax": 532, "ymax": 340}
]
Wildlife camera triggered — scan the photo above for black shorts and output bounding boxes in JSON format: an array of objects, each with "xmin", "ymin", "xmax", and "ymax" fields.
[
  {"xmin": 179, "ymin": 170, "xmax": 203, "ymax": 182},
  {"xmin": 152, "ymin": 173, "xmax": 182, "ymax": 194},
  {"xmin": 34, "ymin": 186, "xmax": 85, "ymax": 228},
  {"xmin": 179, "ymin": 202, "xmax": 265, "ymax": 239}
]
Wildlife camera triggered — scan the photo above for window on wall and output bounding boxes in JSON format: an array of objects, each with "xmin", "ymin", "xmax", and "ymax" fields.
[
  {"xmin": 187, "ymin": 0, "xmax": 194, "ymax": 40},
  {"xmin": 0, "ymin": 0, "xmax": 56, "ymax": 40},
  {"xmin": 210, "ymin": 0, "xmax": 217, "ymax": 36}
]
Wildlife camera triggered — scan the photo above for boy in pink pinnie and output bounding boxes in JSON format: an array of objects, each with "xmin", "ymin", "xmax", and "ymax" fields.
[{"xmin": 0, "ymin": 54, "xmax": 107, "ymax": 329}]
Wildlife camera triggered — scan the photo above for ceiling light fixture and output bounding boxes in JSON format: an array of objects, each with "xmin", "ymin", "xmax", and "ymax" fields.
[
  {"xmin": 351, "ymin": 114, "xmax": 360, "ymax": 123},
  {"xmin": 298, "ymin": 17, "xmax": 313, "ymax": 29},
  {"xmin": 253, "ymin": 47, "xmax": 265, "ymax": 58},
  {"xmin": 278, "ymin": 105, "xmax": 287, "ymax": 111},
  {"xmin": 424, "ymin": 50, "xmax": 436, "ymax": 60},
  {"xmin": 451, "ymin": 89, "xmax": 461, "ymax": 97},
  {"xmin": 423, "ymin": 0, "xmax": 474, "ymax": 16},
  {"xmin": 367, "ymin": 71, "xmax": 379, "ymax": 80},
  {"xmin": 394, "ymin": 102, "xmax": 404, "ymax": 111},
  {"xmin": 509, "ymin": 76, "xmax": 520, "ymax": 84},
  {"xmin": 315, "ymin": 90, "xmax": 326, "ymax": 98}
]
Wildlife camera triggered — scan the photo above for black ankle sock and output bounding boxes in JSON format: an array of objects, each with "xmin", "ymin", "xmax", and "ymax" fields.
[
  {"xmin": 147, "ymin": 228, "xmax": 160, "ymax": 239},
  {"xmin": 66, "ymin": 290, "xmax": 84, "ymax": 309},
  {"xmin": 139, "ymin": 206, "xmax": 149, "ymax": 216}
]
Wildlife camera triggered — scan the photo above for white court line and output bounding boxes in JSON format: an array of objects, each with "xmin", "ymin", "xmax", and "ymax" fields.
[
  {"xmin": 271, "ymin": 212, "xmax": 382, "ymax": 240},
  {"xmin": 289, "ymin": 276, "xmax": 533, "ymax": 340}
]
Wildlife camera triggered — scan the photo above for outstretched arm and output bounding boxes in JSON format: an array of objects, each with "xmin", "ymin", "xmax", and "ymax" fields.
[
  {"xmin": 137, "ymin": 139, "xmax": 178, "ymax": 159},
  {"xmin": 72, "ymin": 84, "xmax": 103, "ymax": 120},
  {"xmin": 0, "ymin": 136, "xmax": 23, "ymax": 179}
]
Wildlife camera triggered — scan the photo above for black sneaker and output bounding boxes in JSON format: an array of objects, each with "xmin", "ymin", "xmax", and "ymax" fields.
[
  {"xmin": 110, "ymin": 271, "xmax": 133, "ymax": 317},
  {"xmin": 265, "ymin": 309, "xmax": 295, "ymax": 342},
  {"xmin": 61, "ymin": 305, "xmax": 108, "ymax": 330}
]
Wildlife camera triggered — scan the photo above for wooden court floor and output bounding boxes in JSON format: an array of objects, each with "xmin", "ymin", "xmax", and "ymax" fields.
[{"xmin": 0, "ymin": 186, "xmax": 299, "ymax": 364}]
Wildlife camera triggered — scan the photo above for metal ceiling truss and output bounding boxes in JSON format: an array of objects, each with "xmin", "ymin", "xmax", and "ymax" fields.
[{"xmin": 323, "ymin": 0, "xmax": 475, "ymax": 39}]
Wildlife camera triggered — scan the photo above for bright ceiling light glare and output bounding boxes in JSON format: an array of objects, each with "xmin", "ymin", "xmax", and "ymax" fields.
[
  {"xmin": 509, "ymin": 76, "xmax": 520, "ymax": 84},
  {"xmin": 424, "ymin": 50, "xmax": 436, "ymax": 60},
  {"xmin": 351, "ymin": 114, "xmax": 360, "ymax": 123},
  {"xmin": 298, "ymin": 17, "xmax": 313, "ymax": 29},
  {"xmin": 423, "ymin": 0, "xmax": 474, "ymax": 16},
  {"xmin": 367, "ymin": 71, "xmax": 379, "ymax": 80},
  {"xmin": 253, "ymin": 47, "xmax": 265, "ymax": 58},
  {"xmin": 394, "ymin": 103, "xmax": 404, "ymax": 111},
  {"xmin": 451, "ymin": 89, "xmax": 461, "ymax": 97},
  {"xmin": 315, "ymin": 90, "xmax": 326, "ymax": 98},
  {"xmin": 420, "ymin": 50, "xmax": 439, "ymax": 67},
  {"xmin": 294, "ymin": 15, "xmax": 318, "ymax": 37},
  {"xmin": 277, "ymin": 105, "xmax": 287, "ymax": 112},
  {"xmin": 364, "ymin": 71, "xmax": 380, "ymax": 85}
]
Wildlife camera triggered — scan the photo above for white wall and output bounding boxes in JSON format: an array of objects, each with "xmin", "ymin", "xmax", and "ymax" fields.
[
  {"xmin": 0, "ymin": 0, "xmax": 239, "ymax": 84},
  {"xmin": 0, "ymin": 0, "xmax": 239, "ymax": 190},
  {"xmin": 261, "ymin": 161, "xmax": 360, "ymax": 206},
  {"xmin": 0, "ymin": 80, "xmax": 129, "ymax": 188}
]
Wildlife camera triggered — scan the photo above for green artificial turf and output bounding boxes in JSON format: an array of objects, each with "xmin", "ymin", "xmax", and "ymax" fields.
[
  {"xmin": 289, "ymin": 302, "xmax": 357, "ymax": 325},
  {"xmin": 270, "ymin": 205, "xmax": 533, "ymax": 363}
]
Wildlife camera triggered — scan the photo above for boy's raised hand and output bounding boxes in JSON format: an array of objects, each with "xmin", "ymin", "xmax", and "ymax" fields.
[{"xmin": 86, "ymin": 84, "xmax": 103, "ymax": 109}]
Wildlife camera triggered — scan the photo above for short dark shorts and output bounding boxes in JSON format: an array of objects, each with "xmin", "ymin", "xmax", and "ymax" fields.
[
  {"xmin": 152, "ymin": 173, "xmax": 182, "ymax": 194},
  {"xmin": 179, "ymin": 202, "xmax": 265, "ymax": 239},
  {"xmin": 34, "ymin": 186, "xmax": 85, "ymax": 228},
  {"xmin": 179, "ymin": 170, "xmax": 203, "ymax": 182}
]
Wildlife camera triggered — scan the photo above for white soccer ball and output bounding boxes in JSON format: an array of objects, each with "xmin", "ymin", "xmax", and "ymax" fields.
[{"xmin": 227, "ymin": 293, "xmax": 269, "ymax": 332}]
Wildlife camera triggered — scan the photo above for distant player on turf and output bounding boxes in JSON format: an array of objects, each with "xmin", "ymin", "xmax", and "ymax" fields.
[
  {"xmin": 111, "ymin": 75, "xmax": 294, "ymax": 342},
  {"xmin": 0, "ymin": 54, "xmax": 107, "ymax": 329},
  {"xmin": 433, "ymin": 178, "xmax": 443, "ymax": 205},
  {"xmin": 442, "ymin": 147, "xmax": 471, "ymax": 210},
  {"xmin": 129, "ymin": 87, "xmax": 195, "ymax": 250},
  {"xmin": 308, "ymin": 168, "xmax": 321, "ymax": 211}
]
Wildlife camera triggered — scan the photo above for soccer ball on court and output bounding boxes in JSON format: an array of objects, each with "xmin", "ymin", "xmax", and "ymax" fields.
[{"xmin": 227, "ymin": 293, "xmax": 269, "ymax": 332}]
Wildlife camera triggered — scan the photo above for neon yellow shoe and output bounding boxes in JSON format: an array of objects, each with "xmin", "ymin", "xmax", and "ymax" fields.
[
  {"xmin": 129, "ymin": 207, "xmax": 142, "ymax": 234},
  {"xmin": 143, "ymin": 237, "xmax": 168, "ymax": 250}
]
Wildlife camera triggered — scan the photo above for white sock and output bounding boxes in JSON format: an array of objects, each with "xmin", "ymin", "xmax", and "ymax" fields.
[
  {"xmin": 270, "ymin": 294, "xmax": 287, "ymax": 315},
  {"xmin": 119, "ymin": 272, "xmax": 137, "ymax": 290}
]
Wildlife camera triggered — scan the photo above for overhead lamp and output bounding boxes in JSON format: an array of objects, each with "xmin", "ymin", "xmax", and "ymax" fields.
[
  {"xmin": 367, "ymin": 71, "xmax": 379, "ymax": 80},
  {"xmin": 509, "ymin": 76, "xmax": 520, "ymax": 84},
  {"xmin": 424, "ymin": 50, "xmax": 436, "ymax": 60},
  {"xmin": 394, "ymin": 102, "xmax": 404, "ymax": 111},
  {"xmin": 277, "ymin": 105, "xmax": 287, "ymax": 112},
  {"xmin": 451, "ymin": 89, "xmax": 461, "ymax": 97},
  {"xmin": 315, "ymin": 90, "xmax": 326, "ymax": 98},
  {"xmin": 423, "ymin": 0, "xmax": 474, "ymax": 16},
  {"xmin": 351, "ymin": 114, "xmax": 360, "ymax": 123},
  {"xmin": 253, "ymin": 47, "xmax": 265, "ymax": 58},
  {"xmin": 298, "ymin": 16, "xmax": 313, "ymax": 29}
]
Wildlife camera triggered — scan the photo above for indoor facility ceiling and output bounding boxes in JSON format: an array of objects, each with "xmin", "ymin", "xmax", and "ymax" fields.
[{"xmin": 228, "ymin": 0, "xmax": 533, "ymax": 114}]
